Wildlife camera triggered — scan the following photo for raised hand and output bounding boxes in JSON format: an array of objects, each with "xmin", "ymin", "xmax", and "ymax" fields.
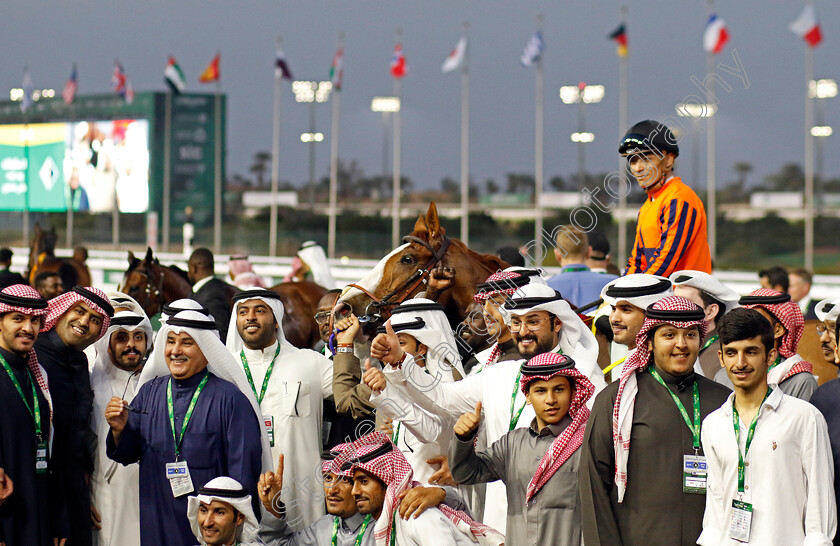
[
  {"xmin": 370, "ymin": 320, "xmax": 405, "ymax": 365},
  {"xmin": 426, "ymin": 264, "xmax": 455, "ymax": 300},
  {"xmin": 104, "ymin": 396, "xmax": 129, "ymax": 442},
  {"xmin": 454, "ymin": 401, "xmax": 482, "ymax": 439},
  {"xmin": 258, "ymin": 454, "xmax": 285, "ymax": 518},
  {"xmin": 362, "ymin": 358, "xmax": 387, "ymax": 393},
  {"xmin": 334, "ymin": 313, "xmax": 361, "ymax": 345},
  {"xmin": 427, "ymin": 455, "xmax": 458, "ymax": 486}
]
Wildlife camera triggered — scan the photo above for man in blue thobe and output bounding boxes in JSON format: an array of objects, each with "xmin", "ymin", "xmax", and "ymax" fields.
[{"xmin": 106, "ymin": 309, "xmax": 268, "ymax": 546}]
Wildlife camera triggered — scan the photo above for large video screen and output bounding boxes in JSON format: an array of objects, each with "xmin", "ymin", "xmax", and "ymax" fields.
[{"xmin": 0, "ymin": 119, "xmax": 149, "ymax": 212}]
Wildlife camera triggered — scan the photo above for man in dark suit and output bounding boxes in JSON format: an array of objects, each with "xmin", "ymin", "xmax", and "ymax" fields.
[
  {"xmin": 187, "ymin": 247, "xmax": 237, "ymax": 342},
  {"xmin": 0, "ymin": 248, "xmax": 26, "ymax": 290},
  {"xmin": 789, "ymin": 267, "xmax": 819, "ymax": 320}
]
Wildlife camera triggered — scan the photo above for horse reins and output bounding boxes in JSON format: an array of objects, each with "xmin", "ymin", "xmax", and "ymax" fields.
[
  {"xmin": 133, "ymin": 265, "xmax": 165, "ymax": 315},
  {"xmin": 345, "ymin": 235, "xmax": 452, "ymax": 319}
]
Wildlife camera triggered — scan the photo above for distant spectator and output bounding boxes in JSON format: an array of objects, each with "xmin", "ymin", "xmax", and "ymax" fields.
[
  {"xmin": 33, "ymin": 271, "xmax": 63, "ymax": 300},
  {"xmin": 0, "ymin": 248, "xmax": 25, "ymax": 290},
  {"xmin": 585, "ymin": 230, "xmax": 611, "ymax": 273},
  {"xmin": 496, "ymin": 246, "xmax": 525, "ymax": 267},
  {"xmin": 228, "ymin": 255, "xmax": 268, "ymax": 289},
  {"xmin": 789, "ymin": 267, "xmax": 818, "ymax": 320},
  {"xmin": 759, "ymin": 266, "xmax": 789, "ymax": 293},
  {"xmin": 546, "ymin": 225, "xmax": 617, "ymax": 309}
]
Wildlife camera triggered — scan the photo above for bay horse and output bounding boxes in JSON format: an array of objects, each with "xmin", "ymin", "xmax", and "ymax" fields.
[
  {"xmin": 338, "ymin": 202, "xmax": 509, "ymax": 335},
  {"xmin": 119, "ymin": 247, "xmax": 326, "ymax": 349},
  {"xmin": 27, "ymin": 223, "xmax": 91, "ymax": 289}
]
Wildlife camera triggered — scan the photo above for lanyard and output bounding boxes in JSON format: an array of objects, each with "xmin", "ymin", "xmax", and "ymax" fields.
[
  {"xmin": 393, "ymin": 421, "xmax": 401, "ymax": 447},
  {"xmin": 700, "ymin": 333, "xmax": 719, "ymax": 353},
  {"xmin": 649, "ymin": 367, "xmax": 701, "ymax": 452},
  {"xmin": 167, "ymin": 372, "xmax": 209, "ymax": 459},
  {"xmin": 732, "ymin": 388, "xmax": 773, "ymax": 494},
  {"xmin": 509, "ymin": 370, "xmax": 526, "ymax": 431},
  {"xmin": 240, "ymin": 344, "xmax": 281, "ymax": 404},
  {"xmin": 0, "ymin": 353, "xmax": 43, "ymax": 441},
  {"xmin": 332, "ymin": 514, "xmax": 373, "ymax": 546},
  {"xmin": 389, "ymin": 511, "xmax": 397, "ymax": 546},
  {"xmin": 767, "ymin": 355, "xmax": 782, "ymax": 371},
  {"xmin": 561, "ymin": 266, "xmax": 588, "ymax": 273},
  {"xmin": 603, "ymin": 356, "xmax": 627, "ymax": 375}
]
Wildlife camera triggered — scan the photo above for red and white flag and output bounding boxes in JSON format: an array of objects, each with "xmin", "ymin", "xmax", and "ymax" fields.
[
  {"xmin": 390, "ymin": 43, "xmax": 407, "ymax": 78},
  {"xmin": 703, "ymin": 14, "xmax": 729, "ymax": 54},
  {"xmin": 62, "ymin": 64, "xmax": 78, "ymax": 105},
  {"xmin": 441, "ymin": 36, "xmax": 467, "ymax": 73},
  {"xmin": 789, "ymin": 4, "xmax": 822, "ymax": 48}
]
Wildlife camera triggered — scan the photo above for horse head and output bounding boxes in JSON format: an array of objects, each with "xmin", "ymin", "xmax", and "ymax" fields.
[
  {"xmin": 120, "ymin": 247, "xmax": 165, "ymax": 317},
  {"xmin": 338, "ymin": 202, "xmax": 508, "ymax": 335}
]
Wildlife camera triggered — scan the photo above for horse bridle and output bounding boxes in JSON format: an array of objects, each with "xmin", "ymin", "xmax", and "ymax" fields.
[
  {"xmin": 132, "ymin": 264, "xmax": 165, "ymax": 315},
  {"xmin": 346, "ymin": 234, "xmax": 451, "ymax": 322}
]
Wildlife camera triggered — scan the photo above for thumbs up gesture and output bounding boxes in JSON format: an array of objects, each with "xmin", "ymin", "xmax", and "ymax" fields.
[
  {"xmin": 362, "ymin": 358, "xmax": 387, "ymax": 393},
  {"xmin": 454, "ymin": 401, "xmax": 483, "ymax": 440},
  {"xmin": 370, "ymin": 319, "xmax": 405, "ymax": 366}
]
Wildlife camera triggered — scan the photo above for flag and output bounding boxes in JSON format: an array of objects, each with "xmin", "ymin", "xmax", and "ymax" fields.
[
  {"xmin": 62, "ymin": 64, "xmax": 78, "ymax": 104},
  {"xmin": 390, "ymin": 43, "xmax": 407, "ymax": 78},
  {"xmin": 21, "ymin": 69, "xmax": 34, "ymax": 113},
  {"xmin": 790, "ymin": 4, "xmax": 822, "ymax": 48},
  {"xmin": 441, "ymin": 36, "xmax": 467, "ymax": 73},
  {"xmin": 521, "ymin": 31, "xmax": 544, "ymax": 66},
  {"xmin": 200, "ymin": 53, "xmax": 220, "ymax": 83},
  {"xmin": 329, "ymin": 47, "xmax": 343, "ymax": 90},
  {"xmin": 275, "ymin": 47, "xmax": 293, "ymax": 80},
  {"xmin": 112, "ymin": 61, "xmax": 134, "ymax": 104},
  {"xmin": 608, "ymin": 24, "xmax": 628, "ymax": 57},
  {"xmin": 164, "ymin": 56, "xmax": 186, "ymax": 93},
  {"xmin": 703, "ymin": 14, "xmax": 730, "ymax": 54}
]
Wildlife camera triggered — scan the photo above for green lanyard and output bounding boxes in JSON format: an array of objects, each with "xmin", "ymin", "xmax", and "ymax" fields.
[
  {"xmin": 0, "ymin": 353, "xmax": 43, "ymax": 442},
  {"xmin": 509, "ymin": 370, "xmax": 526, "ymax": 431},
  {"xmin": 561, "ymin": 266, "xmax": 588, "ymax": 273},
  {"xmin": 649, "ymin": 367, "xmax": 701, "ymax": 452},
  {"xmin": 239, "ymin": 344, "xmax": 281, "ymax": 404},
  {"xmin": 167, "ymin": 372, "xmax": 209, "ymax": 459},
  {"xmin": 332, "ymin": 514, "xmax": 373, "ymax": 546},
  {"xmin": 389, "ymin": 511, "xmax": 397, "ymax": 546},
  {"xmin": 732, "ymin": 388, "xmax": 773, "ymax": 495},
  {"xmin": 700, "ymin": 333, "xmax": 719, "ymax": 353},
  {"xmin": 767, "ymin": 355, "xmax": 782, "ymax": 371},
  {"xmin": 393, "ymin": 421, "xmax": 402, "ymax": 448}
]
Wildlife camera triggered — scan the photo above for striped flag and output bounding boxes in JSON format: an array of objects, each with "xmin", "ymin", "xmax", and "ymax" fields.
[
  {"xmin": 21, "ymin": 69, "xmax": 34, "ymax": 113},
  {"xmin": 703, "ymin": 15, "xmax": 730, "ymax": 54},
  {"xmin": 275, "ymin": 47, "xmax": 293, "ymax": 80},
  {"xmin": 521, "ymin": 31, "xmax": 544, "ymax": 66},
  {"xmin": 62, "ymin": 64, "xmax": 78, "ymax": 104},
  {"xmin": 441, "ymin": 36, "xmax": 467, "ymax": 73},
  {"xmin": 789, "ymin": 4, "xmax": 822, "ymax": 48},
  {"xmin": 164, "ymin": 57, "xmax": 186, "ymax": 93},
  {"xmin": 329, "ymin": 47, "xmax": 343, "ymax": 90},
  {"xmin": 608, "ymin": 24, "xmax": 628, "ymax": 57},
  {"xmin": 390, "ymin": 43, "xmax": 407, "ymax": 78}
]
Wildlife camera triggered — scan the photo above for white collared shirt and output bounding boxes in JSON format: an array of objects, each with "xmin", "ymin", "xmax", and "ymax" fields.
[
  {"xmin": 191, "ymin": 275, "xmax": 214, "ymax": 292},
  {"xmin": 698, "ymin": 387, "xmax": 836, "ymax": 545}
]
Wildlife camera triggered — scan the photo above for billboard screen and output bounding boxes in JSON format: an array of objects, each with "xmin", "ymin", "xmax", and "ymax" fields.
[{"xmin": 0, "ymin": 119, "xmax": 150, "ymax": 212}]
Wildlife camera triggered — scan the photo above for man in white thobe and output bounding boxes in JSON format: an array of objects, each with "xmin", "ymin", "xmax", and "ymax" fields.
[
  {"xmin": 89, "ymin": 309, "xmax": 153, "ymax": 546},
  {"xmin": 225, "ymin": 288, "xmax": 334, "ymax": 530}
]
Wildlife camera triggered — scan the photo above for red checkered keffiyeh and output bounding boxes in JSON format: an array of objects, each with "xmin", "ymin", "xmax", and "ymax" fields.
[
  {"xmin": 0, "ymin": 284, "xmax": 53, "ymax": 434},
  {"xmin": 518, "ymin": 352, "xmax": 594, "ymax": 503},
  {"xmin": 740, "ymin": 288, "xmax": 803, "ymax": 359},
  {"xmin": 342, "ymin": 432, "xmax": 503, "ymax": 546},
  {"xmin": 472, "ymin": 270, "xmax": 529, "ymax": 304},
  {"xmin": 612, "ymin": 295, "xmax": 707, "ymax": 503},
  {"xmin": 43, "ymin": 286, "xmax": 113, "ymax": 341}
]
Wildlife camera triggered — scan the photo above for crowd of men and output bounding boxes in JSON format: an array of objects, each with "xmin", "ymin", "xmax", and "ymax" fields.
[{"xmin": 2, "ymin": 119, "xmax": 840, "ymax": 546}]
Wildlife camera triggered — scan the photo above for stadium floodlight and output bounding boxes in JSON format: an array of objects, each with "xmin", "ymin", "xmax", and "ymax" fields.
[
  {"xmin": 810, "ymin": 79, "xmax": 838, "ymax": 99},
  {"xmin": 9, "ymin": 88, "xmax": 55, "ymax": 101},
  {"xmin": 571, "ymin": 132, "xmax": 595, "ymax": 143},
  {"xmin": 300, "ymin": 132, "xmax": 325, "ymax": 143},
  {"xmin": 560, "ymin": 82, "xmax": 605, "ymax": 104},
  {"xmin": 371, "ymin": 96, "xmax": 400, "ymax": 112},
  {"xmin": 811, "ymin": 126, "xmax": 833, "ymax": 137},
  {"xmin": 292, "ymin": 81, "xmax": 333, "ymax": 103},
  {"xmin": 676, "ymin": 103, "xmax": 717, "ymax": 118}
]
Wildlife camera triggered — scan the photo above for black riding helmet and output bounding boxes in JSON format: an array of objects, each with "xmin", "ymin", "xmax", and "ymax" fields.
[{"xmin": 619, "ymin": 120, "xmax": 679, "ymax": 157}]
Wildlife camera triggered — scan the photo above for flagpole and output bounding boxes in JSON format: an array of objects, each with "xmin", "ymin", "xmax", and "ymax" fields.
[
  {"xmin": 804, "ymin": 37, "xmax": 815, "ymax": 270},
  {"xmin": 706, "ymin": 0, "xmax": 717, "ymax": 265},
  {"xmin": 67, "ymin": 99, "xmax": 76, "ymax": 248},
  {"xmin": 213, "ymin": 64, "xmax": 222, "ymax": 254},
  {"xmin": 163, "ymin": 89, "xmax": 173, "ymax": 252},
  {"xmin": 392, "ymin": 29, "xmax": 403, "ymax": 250},
  {"xmin": 270, "ymin": 37, "xmax": 283, "ymax": 257},
  {"xmin": 23, "ymin": 121, "xmax": 29, "ymax": 248},
  {"xmin": 460, "ymin": 22, "xmax": 471, "ymax": 246},
  {"xmin": 617, "ymin": 6, "xmax": 629, "ymax": 266},
  {"xmin": 328, "ymin": 32, "xmax": 344, "ymax": 259},
  {"xmin": 534, "ymin": 14, "xmax": 545, "ymax": 264}
]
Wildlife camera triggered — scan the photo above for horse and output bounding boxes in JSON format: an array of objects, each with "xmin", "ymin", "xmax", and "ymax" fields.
[
  {"xmin": 27, "ymin": 223, "xmax": 91, "ymax": 289},
  {"xmin": 119, "ymin": 247, "xmax": 327, "ymax": 349},
  {"xmin": 338, "ymin": 202, "xmax": 509, "ymax": 335}
]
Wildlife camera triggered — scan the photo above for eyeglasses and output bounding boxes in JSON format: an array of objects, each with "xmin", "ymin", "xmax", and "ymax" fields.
[
  {"xmin": 314, "ymin": 311, "xmax": 332, "ymax": 325},
  {"xmin": 509, "ymin": 316, "xmax": 551, "ymax": 332}
]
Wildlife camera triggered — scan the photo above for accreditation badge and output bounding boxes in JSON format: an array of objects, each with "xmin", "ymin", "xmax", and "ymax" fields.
[
  {"xmin": 165, "ymin": 460, "xmax": 194, "ymax": 497},
  {"xmin": 263, "ymin": 415, "xmax": 275, "ymax": 447},
  {"xmin": 729, "ymin": 499, "xmax": 753, "ymax": 542},
  {"xmin": 35, "ymin": 438, "xmax": 48, "ymax": 474},
  {"xmin": 683, "ymin": 454, "xmax": 707, "ymax": 494}
]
